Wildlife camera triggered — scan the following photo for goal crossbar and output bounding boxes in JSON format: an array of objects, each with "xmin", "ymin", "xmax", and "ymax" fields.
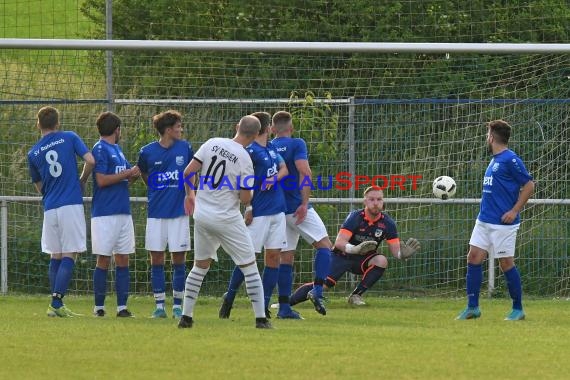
[{"xmin": 1, "ymin": 39, "xmax": 569, "ymax": 54}]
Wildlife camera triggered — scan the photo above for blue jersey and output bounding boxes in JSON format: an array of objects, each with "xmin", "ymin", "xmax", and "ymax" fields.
[
  {"xmin": 271, "ymin": 136, "xmax": 310, "ymax": 214},
  {"xmin": 246, "ymin": 141, "xmax": 286, "ymax": 217},
  {"xmin": 27, "ymin": 131, "xmax": 89, "ymax": 211},
  {"xmin": 333, "ymin": 209, "xmax": 398, "ymax": 255},
  {"xmin": 137, "ymin": 139, "xmax": 193, "ymax": 218},
  {"xmin": 478, "ymin": 149, "xmax": 533, "ymax": 225},
  {"xmin": 91, "ymin": 140, "xmax": 132, "ymax": 217}
]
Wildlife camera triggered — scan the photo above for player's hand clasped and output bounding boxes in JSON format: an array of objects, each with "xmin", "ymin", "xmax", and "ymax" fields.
[
  {"xmin": 345, "ymin": 240, "xmax": 378, "ymax": 255},
  {"xmin": 399, "ymin": 238, "xmax": 421, "ymax": 260}
]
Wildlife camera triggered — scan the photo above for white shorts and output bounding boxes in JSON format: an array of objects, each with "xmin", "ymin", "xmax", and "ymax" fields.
[
  {"xmin": 42, "ymin": 204, "xmax": 86, "ymax": 254},
  {"xmin": 284, "ymin": 208, "xmax": 329, "ymax": 251},
  {"xmin": 145, "ymin": 216, "xmax": 190, "ymax": 252},
  {"xmin": 469, "ymin": 220, "xmax": 520, "ymax": 258},
  {"xmin": 193, "ymin": 214, "xmax": 256, "ymax": 266},
  {"xmin": 91, "ymin": 214, "xmax": 135, "ymax": 256},
  {"xmin": 247, "ymin": 213, "xmax": 287, "ymax": 253}
]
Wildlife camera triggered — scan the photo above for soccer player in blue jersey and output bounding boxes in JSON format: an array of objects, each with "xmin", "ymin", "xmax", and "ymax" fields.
[
  {"xmin": 137, "ymin": 110, "xmax": 193, "ymax": 319},
  {"xmin": 27, "ymin": 106, "xmax": 95, "ymax": 317},
  {"xmin": 270, "ymin": 110, "xmax": 332, "ymax": 316},
  {"xmin": 178, "ymin": 115, "xmax": 271, "ymax": 329},
  {"xmin": 289, "ymin": 187, "xmax": 420, "ymax": 307},
  {"xmin": 91, "ymin": 112, "xmax": 141, "ymax": 318},
  {"xmin": 219, "ymin": 112, "xmax": 301, "ymax": 320},
  {"xmin": 456, "ymin": 120, "xmax": 534, "ymax": 321}
]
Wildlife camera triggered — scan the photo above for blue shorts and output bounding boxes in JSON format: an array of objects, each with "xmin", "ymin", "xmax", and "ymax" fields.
[{"xmin": 327, "ymin": 252, "xmax": 378, "ymax": 286}]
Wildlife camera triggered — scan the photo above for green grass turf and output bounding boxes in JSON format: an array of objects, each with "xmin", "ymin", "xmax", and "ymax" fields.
[{"xmin": 1, "ymin": 295, "xmax": 569, "ymax": 379}]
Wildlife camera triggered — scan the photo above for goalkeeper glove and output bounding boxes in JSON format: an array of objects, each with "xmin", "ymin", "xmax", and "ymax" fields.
[
  {"xmin": 398, "ymin": 238, "xmax": 421, "ymax": 260},
  {"xmin": 345, "ymin": 240, "xmax": 378, "ymax": 255}
]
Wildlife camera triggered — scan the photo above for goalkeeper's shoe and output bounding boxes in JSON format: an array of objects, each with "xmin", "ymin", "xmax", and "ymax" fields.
[
  {"xmin": 504, "ymin": 309, "xmax": 525, "ymax": 321},
  {"xmin": 307, "ymin": 290, "xmax": 327, "ymax": 316},
  {"xmin": 455, "ymin": 306, "xmax": 481, "ymax": 320},
  {"xmin": 151, "ymin": 308, "xmax": 167, "ymax": 319},
  {"xmin": 219, "ymin": 292, "xmax": 233, "ymax": 319},
  {"xmin": 348, "ymin": 294, "xmax": 366, "ymax": 306},
  {"xmin": 172, "ymin": 307, "xmax": 183, "ymax": 320},
  {"xmin": 178, "ymin": 315, "xmax": 194, "ymax": 329}
]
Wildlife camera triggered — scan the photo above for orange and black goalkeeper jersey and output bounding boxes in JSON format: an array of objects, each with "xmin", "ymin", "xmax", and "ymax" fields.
[{"xmin": 333, "ymin": 209, "xmax": 398, "ymax": 254}]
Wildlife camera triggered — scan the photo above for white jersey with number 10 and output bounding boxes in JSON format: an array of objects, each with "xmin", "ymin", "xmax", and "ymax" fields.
[{"xmin": 193, "ymin": 137, "xmax": 254, "ymax": 220}]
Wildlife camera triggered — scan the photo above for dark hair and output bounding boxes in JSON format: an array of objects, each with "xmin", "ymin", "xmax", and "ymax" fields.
[
  {"xmin": 37, "ymin": 106, "xmax": 59, "ymax": 130},
  {"xmin": 271, "ymin": 111, "xmax": 292, "ymax": 131},
  {"xmin": 251, "ymin": 112, "xmax": 271, "ymax": 135},
  {"xmin": 153, "ymin": 110, "xmax": 182, "ymax": 135},
  {"xmin": 488, "ymin": 119, "xmax": 511, "ymax": 144},
  {"xmin": 96, "ymin": 111, "xmax": 121, "ymax": 136}
]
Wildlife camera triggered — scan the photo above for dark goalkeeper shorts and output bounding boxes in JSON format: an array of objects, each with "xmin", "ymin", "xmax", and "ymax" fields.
[{"xmin": 328, "ymin": 252, "xmax": 379, "ymax": 282}]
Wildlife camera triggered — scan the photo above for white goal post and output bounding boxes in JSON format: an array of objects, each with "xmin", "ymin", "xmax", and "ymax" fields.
[{"xmin": 1, "ymin": 39, "xmax": 568, "ymax": 298}]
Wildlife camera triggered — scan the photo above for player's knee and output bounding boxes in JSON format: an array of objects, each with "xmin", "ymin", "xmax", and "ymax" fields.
[
  {"xmin": 467, "ymin": 246, "xmax": 486, "ymax": 264},
  {"xmin": 171, "ymin": 251, "xmax": 186, "ymax": 265},
  {"xmin": 314, "ymin": 237, "xmax": 332, "ymax": 249},
  {"xmin": 264, "ymin": 250, "xmax": 280, "ymax": 267},
  {"xmin": 280, "ymin": 250, "xmax": 295, "ymax": 264},
  {"xmin": 370, "ymin": 255, "xmax": 388, "ymax": 268},
  {"xmin": 96, "ymin": 255, "xmax": 111, "ymax": 269}
]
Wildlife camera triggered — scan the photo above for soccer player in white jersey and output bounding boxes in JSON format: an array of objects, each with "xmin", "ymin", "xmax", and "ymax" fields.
[
  {"xmin": 271, "ymin": 111, "xmax": 332, "ymax": 316},
  {"xmin": 219, "ymin": 112, "xmax": 302, "ymax": 320},
  {"xmin": 178, "ymin": 115, "xmax": 272, "ymax": 329},
  {"xmin": 137, "ymin": 110, "xmax": 193, "ymax": 319},
  {"xmin": 456, "ymin": 120, "xmax": 534, "ymax": 321},
  {"xmin": 27, "ymin": 106, "xmax": 95, "ymax": 317},
  {"xmin": 91, "ymin": 112, "xmax": 140, "ymax": 317}
]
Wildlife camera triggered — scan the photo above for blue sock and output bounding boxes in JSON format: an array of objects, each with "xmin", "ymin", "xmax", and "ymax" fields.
[
  {"xmin": 52, "ymin": 257, "xmax": 75, "ymax": 308},
  {"xmin": 466, "ymin": 263, "xmax": 482, "ymax": 308},
  {"xmin": 151, "ymin": 265, "xmax": 166, "ymax": 308},
  {"xmin": 48, "ymin": 258, "xmax": 61, "ymax": 293},
  {"xmin": 115, "ymin": 266, "xmax": 129, "ymax": 308},
  {"xmin": 278, "ymin": 264, "xmax": 293, "ymax": 310},
  {"xmin": 172, "ymin": 263, "xmax": 186, "ymax": 307},
  {"xmin": 262, "ymin": 266, "xmax": 279, "ymax": 310},
  {"xmin": 93, "ymin": 267, "xmax": 108, "ymax": 308},
  {"xmin": 504, "ymin": 266, "xmax": 523, "ymax": 310},
  {"xmin": 313, "ymin": 248, "xmax": 331, "ymax": 297},
  {"xmin": 226, "ymin": 266, "xmax": 245, "ymax": 303}
]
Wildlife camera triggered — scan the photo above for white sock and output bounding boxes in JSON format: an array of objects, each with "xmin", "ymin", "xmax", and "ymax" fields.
[
  {"xmin": 240, "ymin": 263, "xmax": 265, "ymax": 318},
  {"xmin": 182, "ymin": 266, "xmax": 209, "ymax": 318}
]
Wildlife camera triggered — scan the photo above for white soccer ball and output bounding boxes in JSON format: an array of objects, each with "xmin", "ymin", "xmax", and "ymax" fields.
[{"xmin": 432, "ymin": 176, "xmax": 457, "ymax": 200}]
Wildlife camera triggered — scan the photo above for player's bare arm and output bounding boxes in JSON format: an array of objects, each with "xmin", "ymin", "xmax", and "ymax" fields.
[
  {"xmin": 501, "ymin": 180, "xmax": 535, "ymax": 224},
  {"xmin": 96, "ymin": 165, "xmax": 140, "ymax": 188},
  {"xmin": 277, "ymin": 160, "xmax": 288, "ymax": 181},
  {"xmin": 183, "ymin": 158, "xmax": 201, "ymax": 215},
  {"xmin": 79, "ymin": 151, "xmax": 95, "ymax": 184},
  {"xmin": 294, "ymin": 158, "xmax": 311, "ymax": 224},
  {"xmin": 127, "ymin": 165, "xmax": 141, "ymax": 185},
  {"xmin": 33, "ymin": 181, "xmax": 42, "ymax": 194}
]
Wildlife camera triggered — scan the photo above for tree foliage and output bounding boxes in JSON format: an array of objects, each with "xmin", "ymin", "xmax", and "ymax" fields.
[{"xmin": 80, "ymin": 0, "xmax": 570, "ymax": 99}]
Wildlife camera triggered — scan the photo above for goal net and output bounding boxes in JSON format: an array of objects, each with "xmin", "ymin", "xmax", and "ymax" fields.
[{"xmin": 1, "ymin": 1, "xmax": 568, "ymax": 299}]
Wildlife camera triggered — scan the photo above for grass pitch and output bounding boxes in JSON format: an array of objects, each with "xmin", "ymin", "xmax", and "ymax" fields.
[{"xmin": 1, "ymin": 296, "xmax": 570, "ymax": 379}]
